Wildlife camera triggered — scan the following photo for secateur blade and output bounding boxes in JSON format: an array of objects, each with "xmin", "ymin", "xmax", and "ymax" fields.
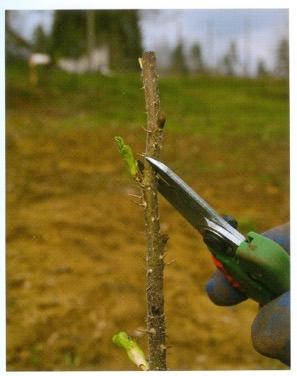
[{"xmin": 146, "ymin": 157, "xmax": 245, "ymax": 248}]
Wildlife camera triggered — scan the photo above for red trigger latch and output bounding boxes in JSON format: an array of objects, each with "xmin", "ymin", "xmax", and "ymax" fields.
[{"xmin": 211, "ymin": 255, "xmax": 241, "ymax": 289}]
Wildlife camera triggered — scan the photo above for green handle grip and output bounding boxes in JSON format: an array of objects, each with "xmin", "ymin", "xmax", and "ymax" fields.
[{"xmin": 214, "ymin": 232, "xmax": 290, "ymax": 305}]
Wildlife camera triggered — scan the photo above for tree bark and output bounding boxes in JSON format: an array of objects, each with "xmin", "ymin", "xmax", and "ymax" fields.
[{"xmin": 140, "ymin": 51, "xmax": 167, "ymax": 370}]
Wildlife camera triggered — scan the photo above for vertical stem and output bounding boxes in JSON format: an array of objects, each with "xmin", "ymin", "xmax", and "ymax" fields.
[{"xmin": 140, "ymin": 51, "xmax": 167, "ymax": 370}]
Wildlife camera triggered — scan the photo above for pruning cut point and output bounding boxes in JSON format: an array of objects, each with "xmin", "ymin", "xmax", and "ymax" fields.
[
  {"xmin": 160, "ymin": 344, "xmax": 166, "ymax": 352},
  {"xmin": 148, "ymin": 268, "xmax": 153, "ymax": 274},
  {"xmin": 149, "ymin": 327, "xmax": 156, "ymax": 335},
  {"xmin": 138, "ymin": 57, "xmax": 143, "ymax": 69}
]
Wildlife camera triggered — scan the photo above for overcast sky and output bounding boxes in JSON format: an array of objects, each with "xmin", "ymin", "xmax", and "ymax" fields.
[
  {"xmin": 140, "ymin": 9, "xmax": 288, "ymax": 73},
  {"xmin": 10, "ymin": 9, "xmax": 288, "ymax": 74}
]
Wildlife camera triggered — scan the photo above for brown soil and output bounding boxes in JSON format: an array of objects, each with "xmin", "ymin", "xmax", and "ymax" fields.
[{"xmin": 6, "ymin": 100, "xmax": 289, "ymax": 371}]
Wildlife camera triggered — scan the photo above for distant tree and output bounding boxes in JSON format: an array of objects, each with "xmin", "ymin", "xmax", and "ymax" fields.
[
  {"xmin": 50, "ymin": 10, "xmax": 87, "ymax": 59},
  {"xmin": 32, "ymin": 25, "xmax": 50, "ymax": 53},
  {"xmin": 49, "ymin": 10, "xmax": 142, "ymax": 71},
  {"xmin": 257, "ymin": 59, "xmax": 269, "ymax": 77},
  {"xmin": 170, "ymin": 42, "xmax": 188, "ymax": 75},
  {"xmin": 86, "ymin": 10, "xmax": 96, "ymax": 69},
  {"xmin": 221, "ymin": 41, "xmax": 238, "ymax": 76},
  {"xmin": 108, "ymin": 10, "xmax": 142, "ymax": 71},
  {"xmin": 190, "ymin": 43, "xmax": 204, "ymax": 74},
  {"xmin": 275, "ymin": 38, "xmax": 289, "ymax": 78}
]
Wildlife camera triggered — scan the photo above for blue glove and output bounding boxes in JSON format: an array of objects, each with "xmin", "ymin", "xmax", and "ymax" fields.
[{"xmin": 205, "ymin": 222, "xmax": 290, "ymax": 366}]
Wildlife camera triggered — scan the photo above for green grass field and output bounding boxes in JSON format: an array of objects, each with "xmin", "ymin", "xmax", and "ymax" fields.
[
  {"xmin": 6, "ymin": 62, "xmax": 289, "ymax": 370},
  {"xmin": 7, "ymin": 63, "xmax": 289, "ymax": 135}
]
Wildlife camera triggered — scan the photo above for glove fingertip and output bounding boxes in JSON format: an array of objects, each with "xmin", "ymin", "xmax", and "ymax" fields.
[
  {"xmin": 206, "ymin": 271, "xmax": 246, "ymax": 306},
  {"xmin": 251, "ymin": 291, "xmax": 290, "ymax": 366}
]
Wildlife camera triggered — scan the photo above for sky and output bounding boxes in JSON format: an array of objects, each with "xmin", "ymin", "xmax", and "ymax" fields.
[
  {"xmin": 9, "ymin": 9, "xmax": 289, "ymax": 75},
  {"xmin": 140, "ymin": 9, "xmax": 288, "ymax": 73}
]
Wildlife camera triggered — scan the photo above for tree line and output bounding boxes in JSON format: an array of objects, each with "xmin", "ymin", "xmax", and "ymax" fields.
[
  {"xmin": 6, "ymin": 10, "xmax": 289, "ymax": 78},
  {"xmin": 167, "ymin": 39, "xmax": 288, "ymax": 78},
  {"xmin": 7, "ymin": 10, "xmax": 142, "ymax": 73}
]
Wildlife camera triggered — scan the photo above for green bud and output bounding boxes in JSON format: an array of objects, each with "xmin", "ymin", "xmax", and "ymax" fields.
[{"xmin": 114, "ymin": 136, "xmax": 138, "ymax": 178}]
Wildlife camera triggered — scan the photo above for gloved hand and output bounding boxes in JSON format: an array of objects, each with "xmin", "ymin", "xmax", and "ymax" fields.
[{"xmin": 205, "ymin": 221, "xmax": 290, "ymax": 366}]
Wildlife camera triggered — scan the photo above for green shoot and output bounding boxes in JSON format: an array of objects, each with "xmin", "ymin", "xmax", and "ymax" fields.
[
  {"xmin": 112, "ymin": 331, "xmax": 149, "ymax": 371},
  {"xmin": 114, "ymin": 136, "xmax": 139, "ymax": 178}
]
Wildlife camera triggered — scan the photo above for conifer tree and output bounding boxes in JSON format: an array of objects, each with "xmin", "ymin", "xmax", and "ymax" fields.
[
  {"xmin": 50, "ymin": 10, "xmax": 142, "ymax": 71},
  {"xmin": 170, "ymin": 42, "xmax": 188, "ymax": 75},
  {"xmin": 190, "ymin": 42, "xmax": 204, "ymax": 74}
]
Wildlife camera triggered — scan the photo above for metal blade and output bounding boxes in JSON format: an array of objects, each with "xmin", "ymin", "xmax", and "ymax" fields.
[{"xmin": 146, "ymin": 157, "xmax": 245, "ymax": 248}]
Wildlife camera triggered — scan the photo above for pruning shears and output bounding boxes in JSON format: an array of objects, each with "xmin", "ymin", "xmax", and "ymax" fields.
[{"xmin": 146, "ymin": 157, "xmax": 290, "ymax": 305}]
